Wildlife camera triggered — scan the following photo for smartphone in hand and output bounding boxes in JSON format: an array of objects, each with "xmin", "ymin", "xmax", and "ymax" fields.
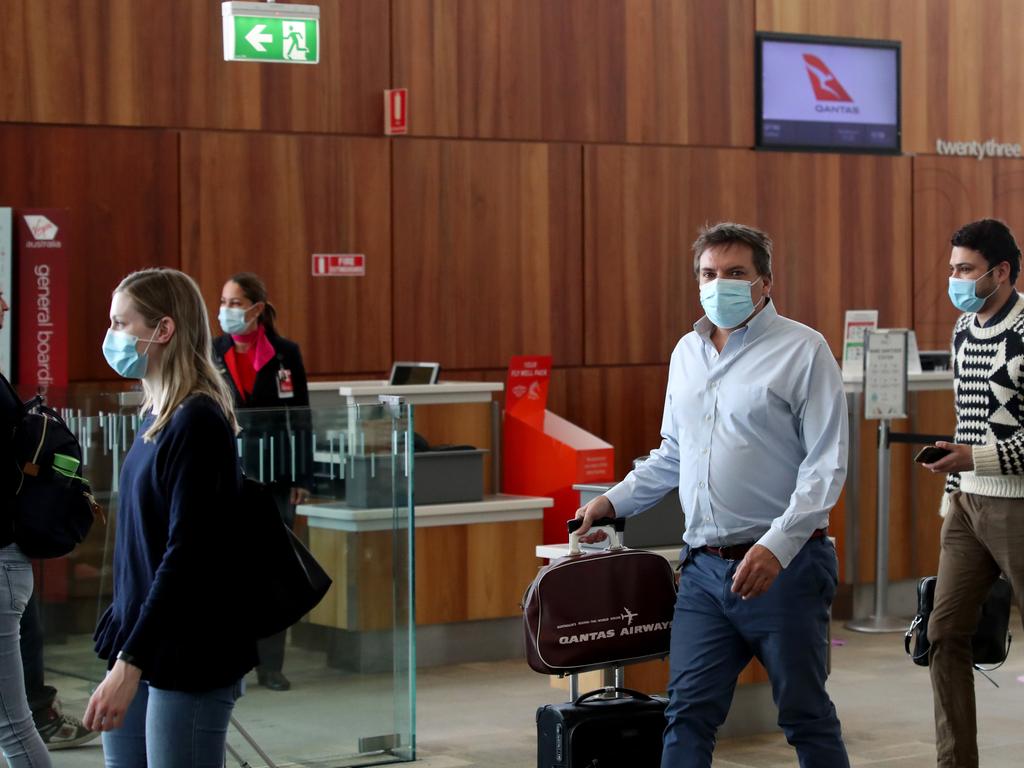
[{"xmin": 914, "ymin": 445, "xmax": 952, "ymax": 464}]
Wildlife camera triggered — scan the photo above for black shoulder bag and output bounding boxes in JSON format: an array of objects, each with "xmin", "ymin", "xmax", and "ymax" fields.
[
  {"xmin": 238, "ymin": 477, "xmax": 332, "ymax": 639},
  {"xmin": 905, "ymin": 575, "xmax": 1012, "ymax": 676}
]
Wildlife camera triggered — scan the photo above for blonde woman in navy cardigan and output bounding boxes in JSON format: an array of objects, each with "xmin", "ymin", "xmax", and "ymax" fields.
[{"xmin": 85, "ymin": 269, "xmax": 258, "ymax": 767}]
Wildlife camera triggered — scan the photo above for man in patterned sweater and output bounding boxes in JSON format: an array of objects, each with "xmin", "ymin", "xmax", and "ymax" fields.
[{"xmin": 920, "ymin": 218, "xmax": 1024, "ymax": 768}]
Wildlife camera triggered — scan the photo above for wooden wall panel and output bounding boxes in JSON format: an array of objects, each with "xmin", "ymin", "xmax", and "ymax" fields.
[
  {"xmin": 393, "ymin": 0, "xmax": 754, "ymax": 145},
  {"xmin": 756, "ymin": 0, "xmax": 1024, "ymax": 156},
  {"xmin": 913, "ymin": 157, "xmax": 1024, "ymax": 350},
  {"xmin": 909, "ymin": 391, "xmax": 956, "ymax": 577},
  {"xmin": 584, "ymin": 146, "xmax": 758, "ymax": 365},
  {"xmin": 179, "ymin": 132, "xmax": 391, "ymax": 375},
  {"xmin": 586, "ymin": 148, "xmax": 911, "ymax": 364},
  {"xmin": 0, "ymin": 124, "xmax": 179, "ymax": 381},
  {"xmin": 913, "ymin": 159, "xmax": 991, "ymax": 352},
  {"xmin": 912, "ymin": 157, "xmax": 994, "ymax": 350},
  {"xmin": 392, "ymin": 140, "xmax": 583, "ymax": 370},
  {"xmin": 549, "ymin": 366, "xmax": 670, "ymax": 481},
  {"xmin": 0, "ymin": 0, "xmax": 388, "ymax": 134},
  {"xmin": 757, "ymin": 153, "xmax": 913, "ymax": 357}
]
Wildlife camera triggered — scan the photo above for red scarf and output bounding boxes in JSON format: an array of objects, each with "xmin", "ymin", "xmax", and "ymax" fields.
[{"xmin": 225, "ymin": 326, "xmax": 275, "ymax": 398}]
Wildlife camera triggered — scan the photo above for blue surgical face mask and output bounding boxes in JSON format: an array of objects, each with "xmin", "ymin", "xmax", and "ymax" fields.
[
  {"xmin": 101, "ymin": 328, "xmax": 158, "ymax": 379},
  {"xmin": 700, "ymin": 277, "xmax": 764, "ymax": 329},
  {"xmin": 948, "ymin": 267, "xmax": 997, "ymax": 313},
  {"xmin": 218, "ymin": 306, "xmax": 250, "ymax": 335}
]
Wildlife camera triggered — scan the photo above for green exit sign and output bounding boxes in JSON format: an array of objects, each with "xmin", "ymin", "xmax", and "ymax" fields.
[{"xmin": 222, "ymin": 2, "xmax": 320, "ymax": 64}]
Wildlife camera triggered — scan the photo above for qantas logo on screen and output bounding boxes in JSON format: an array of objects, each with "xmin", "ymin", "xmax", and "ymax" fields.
[{"xmin": 802, "ymin": 54, "xmax": 859, "ymax": 114}]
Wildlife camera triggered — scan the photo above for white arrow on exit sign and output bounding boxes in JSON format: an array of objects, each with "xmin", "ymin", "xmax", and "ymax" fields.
[{"xmin": 245, "ymin": 24, "xmax": 273, "ymax": 52}]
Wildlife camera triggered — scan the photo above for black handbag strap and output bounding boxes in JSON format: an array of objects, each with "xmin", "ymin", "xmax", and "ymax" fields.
[{"xmin": 905, "ymin": 615, "xmax": 930, "ymax": 662}]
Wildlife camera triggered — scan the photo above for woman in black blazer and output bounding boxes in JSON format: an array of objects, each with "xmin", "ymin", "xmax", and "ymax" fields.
[{"xmin": 213, "ymin": 272, "xmax": 311, "ymax": 692}]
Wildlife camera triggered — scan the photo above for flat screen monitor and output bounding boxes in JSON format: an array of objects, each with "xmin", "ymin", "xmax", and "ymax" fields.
[
  {"xmin": 388, "ymin": 361, "xmax": 441, "ymax": 386},
  {"xmin": 756, "ymin": 33, "xmax": 901, "ymax": 154}
]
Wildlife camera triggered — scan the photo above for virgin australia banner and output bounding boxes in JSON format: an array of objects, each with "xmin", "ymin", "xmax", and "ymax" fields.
[{"xmin": 16, "ymin": 209, "xmax": 69, "ymax": 398}]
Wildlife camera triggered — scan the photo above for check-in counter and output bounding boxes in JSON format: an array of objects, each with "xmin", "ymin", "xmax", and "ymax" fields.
[
  {"xmin": 297, "ymin": 380, "xmax": 552, "ymax": 670},
  {"xmin": 299, "ymin": 494, "xmax": 551, "ymax": 671}
]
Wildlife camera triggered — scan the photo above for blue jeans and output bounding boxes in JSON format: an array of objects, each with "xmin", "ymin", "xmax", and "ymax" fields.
[
  {"xmin": 661, "ymin": 538, "xmax": 848, "ymax": 768},
  {"xmin": 102, "ymin": 678, "xmax": 242, "ymax": 767},
  {"xmin": 0, "ymin": 545, "xmax": 50, "ymax": 767}
]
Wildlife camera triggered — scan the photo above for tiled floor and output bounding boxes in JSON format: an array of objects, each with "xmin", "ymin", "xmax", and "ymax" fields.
[
  {"xmin": 413, "ymin": 622, "xmax": 1024, "ymax": 768},
  {"xmin": 40, "ymin": 620, "xmax": 1024, "ymax": 766}
]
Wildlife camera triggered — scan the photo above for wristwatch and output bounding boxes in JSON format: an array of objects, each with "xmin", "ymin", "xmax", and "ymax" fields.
[{"xmin": 116, "ymin": 650, "xmax": 139, "ymax": 667}]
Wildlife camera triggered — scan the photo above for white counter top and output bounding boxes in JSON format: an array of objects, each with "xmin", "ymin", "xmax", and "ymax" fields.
[
  {"xmin": 299, "ymin": 493, "xmax": 552, "ymax": 532},
  {"xmin": 843, "ymin": 370, "xmax": 952, "ymax": 393},
  {"xmin": 309, "ymin": 379, "xmax": 503, "ymax": 406}
]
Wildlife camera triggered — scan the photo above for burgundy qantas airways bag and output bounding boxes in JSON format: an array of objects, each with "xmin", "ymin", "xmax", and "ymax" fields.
[{"xmin": 523, "ymin": 517, "xmax": 677, "ymax": 675}]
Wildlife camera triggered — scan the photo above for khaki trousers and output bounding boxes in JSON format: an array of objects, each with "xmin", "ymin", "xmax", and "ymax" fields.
[{"xmin": 928, "ymin": 491, "xmax": 1024, "ymax": 768}]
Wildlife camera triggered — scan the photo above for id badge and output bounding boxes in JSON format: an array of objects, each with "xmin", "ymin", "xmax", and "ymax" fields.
[{"xmin": 277, "ymin": 368, "xmax": 295, "ymax": 400}]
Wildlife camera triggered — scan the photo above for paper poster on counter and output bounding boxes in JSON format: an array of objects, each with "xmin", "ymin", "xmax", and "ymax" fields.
[
  {"xmin": 841, "ymin": 309, "xmax": 878, "ymax": 380},
  {"xmin": 0, "ymin": 208, "xmax": 11, "ymax": 377},
  {"xmin": 16, "ymin": 210, "xmax": 70, "ymax": 397},
  {"xmin": 505, "ymin": 355, "xmax": 551, "ymax": 429},
  {"xmin": 864, "ymin": 328, "xmax": 908, "ymax": 420}
]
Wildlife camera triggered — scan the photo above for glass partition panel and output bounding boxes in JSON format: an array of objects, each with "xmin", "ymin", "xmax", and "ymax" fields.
[{"xmin": 31, "ymin": 390, "xmax": 414, "ymax": 767}]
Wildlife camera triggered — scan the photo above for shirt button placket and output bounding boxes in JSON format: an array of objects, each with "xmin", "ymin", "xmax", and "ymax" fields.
[{"xmin": 701, "ymin": 380, "xmax": 715, "ymax": 503}]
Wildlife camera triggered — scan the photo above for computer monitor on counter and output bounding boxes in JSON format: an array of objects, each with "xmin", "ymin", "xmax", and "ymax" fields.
[{"xmin": 389, "ymin": 361, "xmax": 441, "ymax": 385}]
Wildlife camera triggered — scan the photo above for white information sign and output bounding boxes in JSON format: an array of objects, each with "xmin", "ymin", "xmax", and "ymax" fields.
[
  {"xmin": 841, "ymin": 309, "xmax": 878, "ymax": 380},
  {"xmin": 864, "ymin": 329, "xmax": 908, "ymax": 420}
]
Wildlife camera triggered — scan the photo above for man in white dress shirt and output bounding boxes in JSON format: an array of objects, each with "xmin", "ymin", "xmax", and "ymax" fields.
[{"xmin": 576, "ymin": 222, "xmax": 850, "ymax": 768}]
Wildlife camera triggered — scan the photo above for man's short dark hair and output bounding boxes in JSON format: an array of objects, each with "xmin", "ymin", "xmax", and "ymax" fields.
[
  {"xmin": 950, "ymin": 218, "xmax": 1021, "ymax": 283},
  {"xmin": 692, "ymin": 222, "xmax": 772, "ymax": 278}
]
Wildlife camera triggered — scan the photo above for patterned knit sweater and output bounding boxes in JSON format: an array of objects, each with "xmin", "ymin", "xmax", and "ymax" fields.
[{"xmin": 944, "ymin": 293, "xmax": 1024, "ymax": 505}]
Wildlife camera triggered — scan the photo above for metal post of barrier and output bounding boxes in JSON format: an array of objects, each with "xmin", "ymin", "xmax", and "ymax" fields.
[{"xmin": 847, "ymin": 419, "xmax": 912, "ymax": 633}]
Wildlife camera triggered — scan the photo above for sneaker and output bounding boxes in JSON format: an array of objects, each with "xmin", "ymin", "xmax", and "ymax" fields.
[{"xmin": 37, "ymin": 703, "xmax": 99, "ymax": 750}]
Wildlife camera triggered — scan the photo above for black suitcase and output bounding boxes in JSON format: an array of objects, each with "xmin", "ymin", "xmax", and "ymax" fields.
[{"xmin": 536, "ymin": 685, "xmax": 668, "ymax": 767}]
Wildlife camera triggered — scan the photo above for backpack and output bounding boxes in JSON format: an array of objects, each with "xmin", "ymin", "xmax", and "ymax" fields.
[
  {"xmin": 236, "ymin": 477, "xmax": 331, "ymax": 639},
  {"xmin": 0, "ymin": 375, "xmax": 102, "ymax": 558}
]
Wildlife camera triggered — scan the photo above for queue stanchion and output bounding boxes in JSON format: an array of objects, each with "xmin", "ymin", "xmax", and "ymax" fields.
[
  {"xmin": 847, "ymin": 329, "xmax": 911, "ymax": 634},
  {"xmin": 847, "ymin": 419, "xmax": 908, "ymax": 632}
]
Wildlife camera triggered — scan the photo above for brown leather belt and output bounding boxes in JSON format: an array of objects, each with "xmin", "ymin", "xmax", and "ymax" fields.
[{"xmin": 697, "ymin": 528, "xmax": 827, "ymax": 561}]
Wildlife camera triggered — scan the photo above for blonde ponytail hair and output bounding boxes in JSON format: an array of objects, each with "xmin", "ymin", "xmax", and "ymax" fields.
[{"xmin": 114, "ymin": 269, "xmax": 238, "ymax": 441}]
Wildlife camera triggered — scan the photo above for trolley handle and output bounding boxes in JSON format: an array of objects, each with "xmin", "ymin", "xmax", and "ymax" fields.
[{"xmin": 567, "ymin": 516, "xmax": 625, "ymax": 555}]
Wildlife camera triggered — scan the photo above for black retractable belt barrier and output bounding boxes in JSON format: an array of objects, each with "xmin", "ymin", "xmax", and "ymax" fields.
[{"xmin": 847, "ymin": 423, "xmax": 953, "ymax": 634}]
